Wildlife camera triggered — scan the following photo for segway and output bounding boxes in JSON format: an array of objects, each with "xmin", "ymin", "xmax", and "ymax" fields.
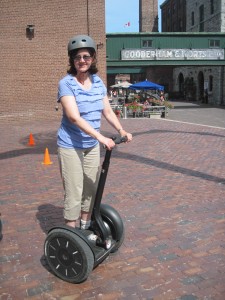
[{"xmin": 44, "ymin": 136, "xmax": 127, "ymax": 283}]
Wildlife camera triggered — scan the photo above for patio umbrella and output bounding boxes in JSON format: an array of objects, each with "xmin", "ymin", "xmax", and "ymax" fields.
[
  {"xmin": 110, "ymin": 81, "xmax": 132, "ymax": 89},
  {"xmin": 120, "ymin": 81, "xmax": 132, "ymax": 89},
  {"xmin": 129, "ymin": 80, "xmax": 164, "ymax": 91}
]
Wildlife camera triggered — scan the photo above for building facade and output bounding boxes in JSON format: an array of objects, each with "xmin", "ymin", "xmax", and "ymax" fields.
[
  {"xmin": 0, "ymin": 0, "xmax": 106, "ymax": 121},
  {"xmin": 186, "ymin": 0, "xmax": 225, "ymax": 32},
  {"xmin": 106, "ymin": 32, "xmax": 225, "ymax": 105},
  {"xmin": 160, "ymin": 0, "xmax": 186, "ymax": 32},
  {"xmin": 161, "ymin": 0, "xmax": 225, "ymax": 32},
  {"xmin": 160, "ymin": 0, "xmax": 225, "ymax": 104}
]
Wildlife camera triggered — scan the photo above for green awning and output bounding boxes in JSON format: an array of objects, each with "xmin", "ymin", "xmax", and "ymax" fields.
[{"xmin": 107, "ymin": 67, "xmax": 144, "ymax": 74}]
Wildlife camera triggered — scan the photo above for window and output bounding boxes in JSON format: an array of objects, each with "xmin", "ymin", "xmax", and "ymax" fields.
[
  {"xmin": 199, "ymin": 5, "xmax": 204, "ymax": 22},
  {"xmin": 210, "ymin": 0, "xmax": 214, "ymax": 14},
  {"xmin": 173, "ymin": 3, "xmax": 176, "ymax": 14},
  {"xmin": 142, "ymin": 40, "xmax": 153, "ymax": 48},
  {"xmin": 209, "ymin": 39, "xmax": 220, "ymax": 48},
  {"xmin": 209, "ymin": 75, "xmax": 213, "ymax": 92},
  {"xmin": 191, "ymin": 12, "xmax": 194, "ymax": 26},
  {"xmin": 199, "ymin": 5, "xmax": 204, "ymax": 32}
]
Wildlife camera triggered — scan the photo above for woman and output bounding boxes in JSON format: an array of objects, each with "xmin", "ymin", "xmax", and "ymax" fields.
[{"xmin": 57, "ymin": 35, "xmax": 132, "ymax": 230}]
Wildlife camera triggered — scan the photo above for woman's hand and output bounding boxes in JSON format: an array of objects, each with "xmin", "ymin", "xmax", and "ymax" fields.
[
  {"xmin": 98, "ymin": 135, "xmax": 116, "ymax": 150},
  {"xmin": 119, "ymin": 129, "xmax": 132, "ymax": 142},
  {"xmin": 125, "ymin": 132, "xmax": 132, "ymax": 142}
]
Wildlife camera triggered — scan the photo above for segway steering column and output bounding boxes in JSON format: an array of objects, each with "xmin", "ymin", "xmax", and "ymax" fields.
[{"xmin": 91, "ymin": 136, "xmax": 127, "ymax": 248}]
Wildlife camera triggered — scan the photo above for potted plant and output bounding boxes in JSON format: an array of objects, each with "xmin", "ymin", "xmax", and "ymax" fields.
[{"xmin": 125, "ymin": 102, "xmax": 141, "ymax": 118}]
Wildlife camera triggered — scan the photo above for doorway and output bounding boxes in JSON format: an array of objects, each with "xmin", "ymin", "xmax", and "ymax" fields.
[
  {"xmin": 178, "ymin": 73, "xmax": 184, "ymax": 97},
  {"xmin": 198, "ymin": 71, "xmax": 204, "ymax": 102}
]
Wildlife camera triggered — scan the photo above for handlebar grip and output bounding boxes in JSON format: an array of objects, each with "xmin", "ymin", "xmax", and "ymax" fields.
[
  {"xmin": 103, "ymin": 135, "xmax": 128, "ymax": 149},
  {"xmin": 112, "ymin": 135, "xmax": 128, "ymax": 144}
]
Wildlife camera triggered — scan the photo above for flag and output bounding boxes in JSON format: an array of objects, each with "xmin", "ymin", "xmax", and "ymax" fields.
[{"xmin": 124, "ymin": 21, "xmax": 130, "ymax": 27}]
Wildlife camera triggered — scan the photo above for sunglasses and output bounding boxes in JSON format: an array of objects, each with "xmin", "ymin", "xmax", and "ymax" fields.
[{"xmin": 74, "ymin": 55, "xmax": 92, "ymax": 62}]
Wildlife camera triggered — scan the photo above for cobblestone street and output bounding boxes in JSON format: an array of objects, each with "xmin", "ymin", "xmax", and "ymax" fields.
[{"xmin": 1, "ymin": 102, "xmax": 225, "ymax": 299}]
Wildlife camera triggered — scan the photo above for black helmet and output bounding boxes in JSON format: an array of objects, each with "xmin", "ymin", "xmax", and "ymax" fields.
[{"xmin": 68, "ymin": 35, "xmax": 96, "ymax": 55}]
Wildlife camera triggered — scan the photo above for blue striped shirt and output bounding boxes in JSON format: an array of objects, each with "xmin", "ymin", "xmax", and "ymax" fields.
[{"xmin": 57, "ymin": 74, "xmax": 106, "ymax": 149}]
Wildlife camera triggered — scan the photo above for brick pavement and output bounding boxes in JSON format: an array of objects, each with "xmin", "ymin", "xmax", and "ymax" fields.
[{"xmin": 1, "ymin": 107, "xmax": 225, "ymax": 299}]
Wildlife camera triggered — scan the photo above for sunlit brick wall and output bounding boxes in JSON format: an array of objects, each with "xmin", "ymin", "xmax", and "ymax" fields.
[
  {"xmin": 0, "ymin": 0, "xmax": 106, "ymax": 121},
  {"xmin": 139, "ymin": 0, "xmax": 158, "ymax": 32}
]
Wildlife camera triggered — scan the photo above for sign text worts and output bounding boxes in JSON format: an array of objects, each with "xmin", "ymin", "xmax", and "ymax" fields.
[{"xmin": 121, "ymin": 48, "xmax": 224, "ymax": 60}]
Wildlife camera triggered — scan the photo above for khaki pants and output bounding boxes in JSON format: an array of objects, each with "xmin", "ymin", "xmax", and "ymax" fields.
[{"xmin": 58, "ymin": 145, "xmax": 100, "ymax": 221}]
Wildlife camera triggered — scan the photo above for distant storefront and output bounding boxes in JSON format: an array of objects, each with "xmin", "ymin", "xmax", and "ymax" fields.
[{"xmin": 106, "ymin": 32, "xmax": 225, "ymax": 105}]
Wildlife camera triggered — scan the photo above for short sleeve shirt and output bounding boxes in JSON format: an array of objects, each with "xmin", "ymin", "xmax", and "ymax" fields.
[{"xmin": 57, "ymin": 74, "xmax": 106, "ymax": 149}]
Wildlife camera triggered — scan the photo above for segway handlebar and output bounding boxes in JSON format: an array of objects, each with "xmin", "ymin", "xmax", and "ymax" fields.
[
  {"xmin": 111, "ymin": 135, "xmax": 128, "ymax": 144},
  {"xmin": 103, "ymin": 136, "xmax": 128, "ymax": 150}
]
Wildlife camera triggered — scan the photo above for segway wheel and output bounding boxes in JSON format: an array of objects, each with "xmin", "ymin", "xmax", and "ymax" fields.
[
  {"xmin": 100, "ymin": 204, "xmax": 125, "ymax": 253},
  {"xmin": 110, "ymin": 227, "xmax": 125, "ymax": 253},
  {"xmin": 44, "ymin": 228, "xmax": 94, "ymax": 283}
]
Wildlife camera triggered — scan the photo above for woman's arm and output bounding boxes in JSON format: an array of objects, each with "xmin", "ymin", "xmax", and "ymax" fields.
[
  {"xmin": 60, "ymin": 95, "xmax": 115, "ymax": 149},
  {"xmin": 102, "ymin": 95, "xmax": 132, "ymax": 142}
]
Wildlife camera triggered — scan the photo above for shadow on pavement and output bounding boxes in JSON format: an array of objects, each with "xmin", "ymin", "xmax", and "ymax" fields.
[
  {"xmin": 36, "ymin": 204, "xmax": 64, "ymax": 234},
  {"xmin": 1, "ymin": 128, "xmax": 224, "ymax": 161}
]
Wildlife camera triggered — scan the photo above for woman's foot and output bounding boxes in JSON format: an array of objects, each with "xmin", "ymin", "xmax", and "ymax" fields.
[{"xmin": 65, "ymin": 220, "xmax": 76, "ymax": 228}]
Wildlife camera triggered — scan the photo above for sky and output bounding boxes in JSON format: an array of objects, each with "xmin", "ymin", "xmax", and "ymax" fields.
[{"xmin": 105, "ymin": 0, "xmax": 164, "ymax": 33}]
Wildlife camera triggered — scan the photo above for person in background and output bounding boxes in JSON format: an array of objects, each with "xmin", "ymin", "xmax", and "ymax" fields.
[
  {"xmin": 57, "ymin": 35, "xmax": 132, "ymax": 230},
  {"xmin": 144, "ymin": 99, "xmax": 150, "ymax": 107},
  {"xmin": 160, "ymin": 91, "xmax": 165, "ymax": 102}
]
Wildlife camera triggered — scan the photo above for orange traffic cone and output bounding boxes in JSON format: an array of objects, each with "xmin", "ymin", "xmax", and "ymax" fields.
[
  {"xmin": 28, "ymin": 133, "xmax": 35, "ymax": 146},
  {"xmin": 42, "ymin": 148, "xmax": 53, "ymax": 165}
]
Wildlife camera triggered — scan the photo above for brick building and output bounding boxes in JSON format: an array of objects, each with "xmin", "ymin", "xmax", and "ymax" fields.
[
  {"xmin": 160, "ymin": 0, "xmax": 225, "ymax": 33},
  {"xmin": 186, "ymin": 0, "xmax": 225, "ymax": 32},
  {"xmin": 139, "ymin": 0, "xmax": 158, "ymax": 32},
  {"xmin": 160, "ymin": 0, "xmax": 225, "ymax": 104},
  {"xmin": 0, "ymin": 0, "xmax": 106, "ymax": 121},
  {"xmin": 160, "ymin": 0, "xmax": 186, "ymax": 32}
]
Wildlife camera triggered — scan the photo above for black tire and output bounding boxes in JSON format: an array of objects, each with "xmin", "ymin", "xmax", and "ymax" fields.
[
  {"xmin": 110, "ymin": 226, "xmax": 124, "ymax": 253},
  {"xmin": 44, "ymin": 228, "xmax": 94, "ymax": 283},
  {"xmin": 100, "ymin": 204, "xmax": 125, "ymax": 253}
]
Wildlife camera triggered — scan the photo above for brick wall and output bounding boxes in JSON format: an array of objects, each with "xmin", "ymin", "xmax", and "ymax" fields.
[
  {"xmin": 0, "ymin": 0, "xmax": 106, "ymax": 122},
  {"xmin": 139, "ymin": 0, "xmax": 158, "ymax": 32},
  {"xmin": 146, "ymin": 67, "xmax": 173, "ymax": 92},
  {"xmin": 161, "ymin": 0, "xmax": 186, "ymax": 32}
]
